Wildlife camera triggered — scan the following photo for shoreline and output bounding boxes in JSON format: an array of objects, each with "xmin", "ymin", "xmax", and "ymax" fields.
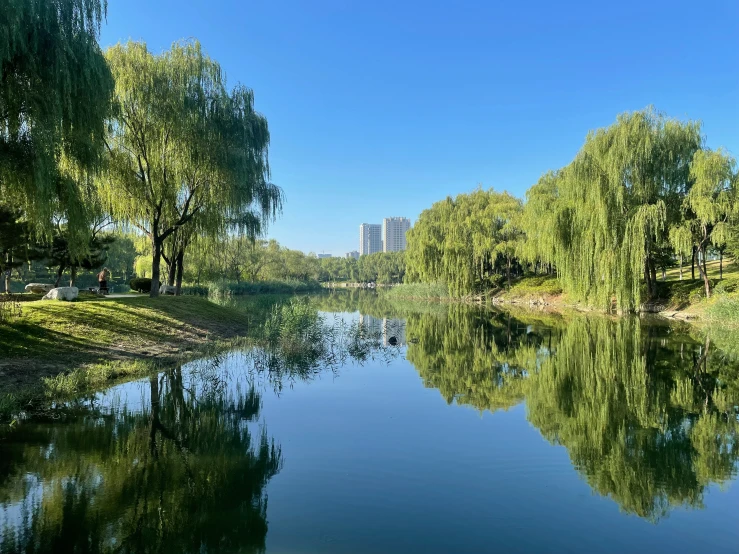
[{"xmin": 0, "ymin": 296, "xmax": 250, "ymax": 421}]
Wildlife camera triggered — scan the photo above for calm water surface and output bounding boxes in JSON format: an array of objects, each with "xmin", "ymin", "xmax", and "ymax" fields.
[{"xmin": 1, "ymin": 294, "xmax": 738, "ymax": 553}]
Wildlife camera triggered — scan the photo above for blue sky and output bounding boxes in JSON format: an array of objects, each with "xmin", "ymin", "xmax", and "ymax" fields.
[{"xmin": 100, "ymin": 0, "xmax": 739, "ymax": 255}]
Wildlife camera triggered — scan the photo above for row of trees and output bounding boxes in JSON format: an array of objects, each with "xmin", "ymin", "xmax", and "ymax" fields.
[
  {"xmin": 1, "ymin": 1, "xmax": 281, "ymax": 297},
  {"xmin": 151, "ymin": 236, "xmax": 406, "ymax": 286},
  {"xmin": 406, "ymin": 109, "xmax": 739, "ymax": 311}
]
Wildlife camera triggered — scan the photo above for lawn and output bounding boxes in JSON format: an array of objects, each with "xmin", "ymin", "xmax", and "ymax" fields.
[
  {"xmin": 663, "ymin": 256, "xmax": 738, "ymax": 281},
  {"xmin": 0, "ymin": 295, "xmax": 250, "ymax": 418}
]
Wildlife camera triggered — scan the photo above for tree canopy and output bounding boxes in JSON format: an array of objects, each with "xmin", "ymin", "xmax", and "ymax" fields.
[
  {"xmin": 100, "ymin": 40, "xmax": 281, "ymax": 296},
  {"xmin": 0, "ymin": 0, "xmax": 113, "ymax": 239}
]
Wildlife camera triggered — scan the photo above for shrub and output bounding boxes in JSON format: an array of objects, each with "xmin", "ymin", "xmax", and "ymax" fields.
[
  {"xmin": 129, "ymin": 277, "xmax": 160, "ymax": 293},
  {"xmin": 714, "ymin": 278, "xmax": 739, "ymax": 295}
]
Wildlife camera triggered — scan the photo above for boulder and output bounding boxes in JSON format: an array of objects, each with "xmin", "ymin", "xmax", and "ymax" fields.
[
  {"xmin": 159, "ymin": 285, "xmax": 177, "ymax": 296},
  {"xmin": 25, "ymin": 283, "xmax": 54, "ymax": 294},
  {"xmin": 42, "ymin": 287, "xmax": 79, "ymax": 301}
]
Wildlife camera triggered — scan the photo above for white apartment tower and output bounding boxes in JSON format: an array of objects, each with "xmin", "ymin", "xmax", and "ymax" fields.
[
  {"xmin": 382, "ymin": 217, "xmax": 411, "ymax": 252},
  {"xmin": 359, "ymin": 223, "xmax": 382, "ymax": 256}
]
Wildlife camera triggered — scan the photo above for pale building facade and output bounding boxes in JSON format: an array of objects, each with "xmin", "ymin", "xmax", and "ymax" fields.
[
  {"xmin": 382, "ymin": 217, "xmax": 411, "ymax": 252},
  {"xmin": 359, "ymin": 223, "xmax": 382, "ymax": 255}
]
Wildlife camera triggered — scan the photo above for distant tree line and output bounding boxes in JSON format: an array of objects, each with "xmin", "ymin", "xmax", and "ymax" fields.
[{"xmin": 406, "ymin": 108, "xmax": 739, "ymax": 311}]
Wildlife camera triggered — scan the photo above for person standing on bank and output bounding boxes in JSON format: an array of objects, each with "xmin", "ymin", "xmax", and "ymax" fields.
[{"xmin": 98, "ymin": 268, "xmax": 110, "ymax": 295}]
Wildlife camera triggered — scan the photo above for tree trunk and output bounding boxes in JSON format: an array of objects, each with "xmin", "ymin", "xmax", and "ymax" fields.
[
  {"xmin": 175, "ymin": 249, "xmax": 184, "ymax": 296},
  {"xmin": 167, "ymin": 255, "xmax": 177, "ymax": 287},
  {"xmin": 4, "ymin": 252, "xmax": 11, "ymax": 293},
  {"xmin": 54, "ymin": 265, "xmax": 65, "ymax": 288},
  {"xmin": 691, "ymin": 246, "xmax": 696, "ymax": 280},
  {"xmin": 69, "ymin": 266, "xmax": 77, "ymax": 287},
  {"xmin": 679, "ymin": 254, "xmax": 683, "ymax": 281},
  {"xmin": 150, "ymin": 235, "xmax": 162, "ymax": 298},
  {"xmin": 719, "ymin": 250, "xmax": 723, "ymax": 279},
  {"xmin": 644, "ymin": 258, "xmax": 653, "ymax": 300},
  {"xmin": 506, "ymin": 257, "xmax": 511, "ymax": 287},
  {"xmin": 702, "ymin": 246, "xmax": 708, "ymax": 277},
  {"xmin": 696, "ymin": 243, "xmax": 711, "ymax": 299}
]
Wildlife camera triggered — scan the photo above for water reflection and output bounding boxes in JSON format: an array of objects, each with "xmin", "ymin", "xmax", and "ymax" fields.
[
  {"xmin": 0, "ymin": 365, "xmax": 281, "ymax": 554},
  {"xmin": 400, "ymin": 305, "xmax": 739, "ymax": 520},
  {"xmin": 1, "ymin": 293, "xmax": 738, "ymax": 553}
]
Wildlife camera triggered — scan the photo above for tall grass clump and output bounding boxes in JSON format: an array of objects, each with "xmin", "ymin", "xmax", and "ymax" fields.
[{"xmin": 207, "ymin": 279, "xmax": 323, "ymax": 300}]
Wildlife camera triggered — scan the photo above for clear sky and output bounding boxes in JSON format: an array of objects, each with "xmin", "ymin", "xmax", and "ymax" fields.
[{"xmin": 100, "ymin": 0, "xmax": 739, "ymax": 256}]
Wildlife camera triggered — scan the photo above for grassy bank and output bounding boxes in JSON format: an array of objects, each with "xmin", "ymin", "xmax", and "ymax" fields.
[
  {"xmin": 385, "ymin": 259, "xmax": 739, "ymax": 323},
  {"xmin": 0, "ymin": 296, "xmax": 250, "ymax": 420}
]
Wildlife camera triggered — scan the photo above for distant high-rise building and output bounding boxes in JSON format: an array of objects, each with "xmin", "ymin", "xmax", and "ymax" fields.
[
  {"xmin": 346, "ymin": 251, "xmax": 360, "ymax": 260},
  {"xmin": 359, "ymin": 223, "xmax": 382, "ymax": 255},
  {"xmin": 382, "ymin": 217, "xmax": 411, "ymax": 252},
  {"xmin": 317, "ymin": 253, "xmax": 332, "ymax": 259}
]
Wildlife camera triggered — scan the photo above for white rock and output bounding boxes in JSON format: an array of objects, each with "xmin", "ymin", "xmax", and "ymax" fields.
[
  {"xmin": 42, "ymin": 287, "xmax": 79, "ymax": 301},
  {"xmin": 159, "ymin": 285, "xmax": 177, "ymax": 295},
  {"xmin": 25, "ymin": 283, "xmax": 54, "ymax": 294}
]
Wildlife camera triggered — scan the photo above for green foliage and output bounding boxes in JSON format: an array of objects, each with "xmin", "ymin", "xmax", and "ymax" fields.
[
  {"xmin": 670, "ymin": 148, "xmax": 738, "ymax": 297},
  {"xmin": 406, "ymin": 188, "xmax": 524, "ymax": 296},
  {"xmin": 407, "ymin": 108, "xmax": 739, "ymax": 313},
  {"xmin": 208, "ymin": 279, "xmax": 323, "ymax": 298},
  {"xmin": 705, "ymin": 294, "xmax": 739, "ymax": 324},
  {"xmin": 101, "ymin": 40, "xmax": 281, "ymax": 296},
  {"xmin": 0, "ymin": 0, "xmax": 113, "ymax": 240},
  {"xmin": 0, "ymin": 294, "xmax": 22, "ymax": 324},
  {"xmin": 186, "ymin": 238, "xmax": 321, "ymax": 285},
  {"xmin": 503, "ymin": 275, "xmax": 563, "ymax": 297},
  {"xmin": 354, "ymin": 251, "xmax": 405, "ymax": 284},
  {"xmin": 129, "ymin": 277, "xmax": 159, "ymax": 293},
  {"xmin": 385, "ymin": 282, "xmax": 449, "ymax": 299}
]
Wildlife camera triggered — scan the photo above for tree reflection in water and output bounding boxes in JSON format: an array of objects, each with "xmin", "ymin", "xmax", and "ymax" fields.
[
  {"xmin": 403, "ymin": 305, "xmax": 739, "ymax": 521},
  {"xmin": 0, "ymin": 363, "xmax": 281, "ymax": 554}
]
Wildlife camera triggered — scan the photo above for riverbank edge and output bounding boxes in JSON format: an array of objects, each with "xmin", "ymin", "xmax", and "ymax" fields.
[
  {"xmin": 0, "ymin": 296, "xmax": 251, "ymax": 422},
  {"xmin": 383, "ymin": 283, "xmax": 728, "ymax": 324}
]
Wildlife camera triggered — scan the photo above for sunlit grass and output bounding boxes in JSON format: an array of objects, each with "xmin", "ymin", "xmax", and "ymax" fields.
[{"xmin": 0, "ymin": 296, "xmax": 250, "ymax": 421}]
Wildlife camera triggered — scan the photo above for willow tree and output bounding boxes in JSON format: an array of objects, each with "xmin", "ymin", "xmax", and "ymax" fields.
[
  {"xmin": 0, "ymin": 0, "xmax": 113, "ymax": 243},
  {"xmin": 552, "ymin": 108, "xmax": 702, "ymax": 311},
  {"xmin": 519, "ymin": 170, "xmax": 563, "ymax": 274},
  {"xmin": 406, "ymin": 188, "xmax": 523, "ymax": 296},
  {"xmin": 670, "ymin": 148, "xmax": 737, "ymax": 298},
  {"xmin": 101, "ymin": 40, "xmax": 281, "ymax": 297}
]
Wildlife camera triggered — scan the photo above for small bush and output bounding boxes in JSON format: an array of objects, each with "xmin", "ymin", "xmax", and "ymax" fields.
[
  {"xmin": 714, "ymin": 278, "xmax": 739, "ymax": 295},
  {"xmin": 506, "ymin": 275, "xmax": 563, "ymax": 296},
  {"xmin": 129, "ymin": 277, "xmax": 160, "ymax": 293}
]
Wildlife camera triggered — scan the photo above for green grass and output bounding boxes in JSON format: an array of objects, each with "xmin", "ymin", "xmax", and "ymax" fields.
[
  {"xmin": 663, "ymin": 257, "xmax": 738, "ymax": 282},
  {"xmin": 500, "ymin": 275, "xmax": 563, "ymax": 298},
  {"xmin": 0, "ymin": 296, "xmax": 250, "ymax": 421},
  {"xmin": 704, "ymin": 293, "xmax": 739, "ymax": 325}
]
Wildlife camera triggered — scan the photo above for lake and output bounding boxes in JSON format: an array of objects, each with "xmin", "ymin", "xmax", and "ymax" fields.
[{"xmin": 1, "ymin": 293, "xmax": 738, "ymax": 553}]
